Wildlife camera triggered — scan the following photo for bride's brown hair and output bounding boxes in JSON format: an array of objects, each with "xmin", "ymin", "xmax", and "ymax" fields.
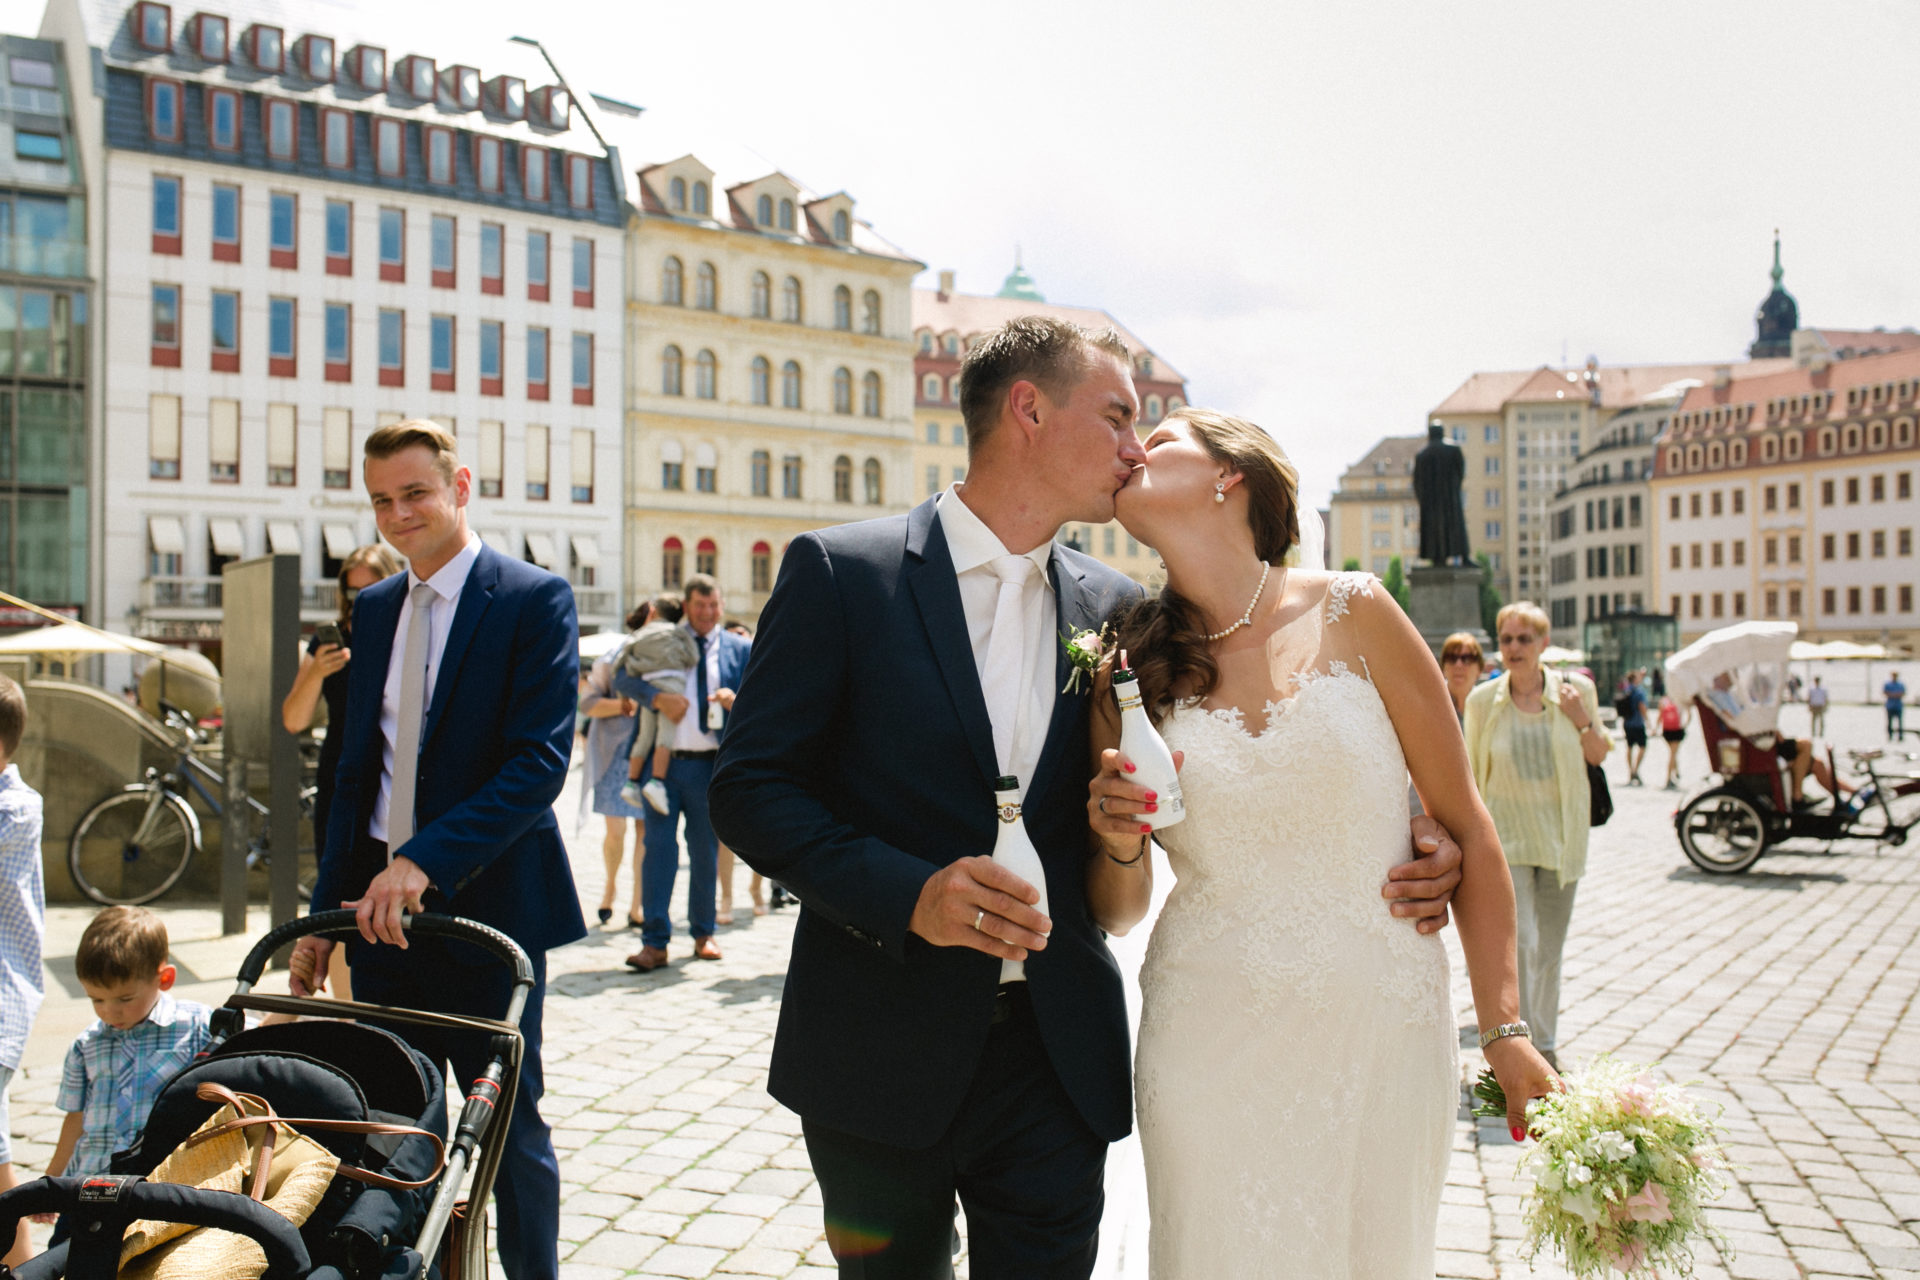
[{"xmin": 1110, "ymin": 408, "xmax": 1301, "ymax": 725}]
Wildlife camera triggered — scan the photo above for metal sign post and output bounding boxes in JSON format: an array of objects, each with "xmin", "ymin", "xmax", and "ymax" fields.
[{"xmin": 220, "ymin": 555, "xmax": 302, "ymax": 936}]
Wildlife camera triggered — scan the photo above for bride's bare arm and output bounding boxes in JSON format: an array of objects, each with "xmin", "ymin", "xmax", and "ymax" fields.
[
  {"xmin": 1354, "ymin": 589, "xmax": 1556, "ymax": 1125},
  {"xmin": 1084, "ymin": 665, "xmax": 1158, "ymax": 936}
]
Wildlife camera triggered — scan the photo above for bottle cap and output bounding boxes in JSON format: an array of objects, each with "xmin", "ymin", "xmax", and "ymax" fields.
[
  {"xmin": 1112, "ymin": 666, "xmax": 1138, "ymax": 685},
  {"xmin": 995, "ymin": 774, "xmax": 1020, "ymax": 791}
]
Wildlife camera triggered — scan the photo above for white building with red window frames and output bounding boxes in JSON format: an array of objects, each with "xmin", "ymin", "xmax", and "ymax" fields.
[
  {"xmin": 40, "ymin": 0, "xmax": 626, "ymax": 650},
  {"xmin": 1650, "ymin": 345, "xmax": 1920, "ymax": 648}
]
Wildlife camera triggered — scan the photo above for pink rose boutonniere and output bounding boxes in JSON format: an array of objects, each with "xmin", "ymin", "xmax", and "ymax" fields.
[{"xmin": 1059, "ymin": 625, "xmax": 1111, "ymax": 695}]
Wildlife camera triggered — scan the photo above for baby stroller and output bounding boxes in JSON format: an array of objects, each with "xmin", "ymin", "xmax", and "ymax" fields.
[{"xmin": 0, "ymin": 911, "xmax": 534, "ymax": 1280}]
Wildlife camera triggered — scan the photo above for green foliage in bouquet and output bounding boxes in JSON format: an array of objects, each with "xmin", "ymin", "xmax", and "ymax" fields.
[{"xmin": 1473, "ymin": 1057, "xmax": 1731, "ymax": 1277}]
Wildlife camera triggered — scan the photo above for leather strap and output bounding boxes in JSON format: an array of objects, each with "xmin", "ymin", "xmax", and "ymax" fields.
[{"xmin": 188, "ymin": 1081, "xmax": 448, "ymax": 1192}]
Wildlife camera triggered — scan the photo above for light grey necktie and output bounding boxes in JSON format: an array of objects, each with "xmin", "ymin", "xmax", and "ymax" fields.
[
  {"xmin": 387, "ymin": 582, "xmax": 437, "ymax": 856},
  {"xmin": 980, "ymin": 555, "xmax": 1036, "ymax": 777}
]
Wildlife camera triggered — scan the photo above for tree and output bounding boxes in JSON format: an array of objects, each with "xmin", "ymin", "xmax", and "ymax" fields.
[
  {"xmin": 1382, "ymin": 557, "xmax": 1411, "ymax": 612},
  {"xmin": 1476, "ymin": 551, "xmax": 1504, "ymax": 636},
  {"xmin": 1341, "ymin": 557, "xmax": 1362, "ymax": 572}
]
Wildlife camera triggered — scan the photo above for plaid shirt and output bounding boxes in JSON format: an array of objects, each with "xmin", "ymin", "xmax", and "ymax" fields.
[
  {"xmin": 0, "ymin": 764, "xmax": 44, "ymax": 1070},
  {"xmin": 56, "ymin": 992, "xmax": 210, "ymax": 1177}
]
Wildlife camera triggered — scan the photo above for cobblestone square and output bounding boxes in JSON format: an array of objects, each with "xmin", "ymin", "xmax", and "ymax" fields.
[{"xmin": 6, "ymin": 701, "xmax": 1917, "ymax": 1277}]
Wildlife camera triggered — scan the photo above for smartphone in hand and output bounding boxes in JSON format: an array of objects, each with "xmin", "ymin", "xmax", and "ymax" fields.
[{"xmin": 315, "ymin": 621, "xmax": 343, "ymax": 649}]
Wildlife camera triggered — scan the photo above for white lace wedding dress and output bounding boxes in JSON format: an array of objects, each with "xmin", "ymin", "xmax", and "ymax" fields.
[{"xmin": 1135, "ymin": 572, "xmax": 1457, "ymax": 1278}]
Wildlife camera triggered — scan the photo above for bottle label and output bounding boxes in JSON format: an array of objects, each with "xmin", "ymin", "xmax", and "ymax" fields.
[
  {"xmin": 1116, "ymin": 687, "xmax": 1143, "ymax": 713},
  {"xmin": 998, "ymin": 802, "xmax": 1022, "ymax": 824}
]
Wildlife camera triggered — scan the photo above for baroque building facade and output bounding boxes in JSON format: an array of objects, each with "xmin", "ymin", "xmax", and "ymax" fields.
[
  {"xmin": 42, "ymin": 0, "xmax": 627, "ymax": 649},
  {"xmin": 1326, "ymin": 435, "xmax": 1421, "ymax": 577}
]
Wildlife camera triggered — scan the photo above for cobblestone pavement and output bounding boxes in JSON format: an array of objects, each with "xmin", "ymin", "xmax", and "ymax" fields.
[{"xmin": 7, "ymin": 701, "xmax": 1918, "ymax": 1277}]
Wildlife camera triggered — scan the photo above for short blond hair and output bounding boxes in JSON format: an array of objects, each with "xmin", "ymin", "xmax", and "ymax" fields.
[
  {"xmin": 364, "ymin": 420, "xmax": 459, "ymax": 486},
  {"xmin": 1495, "ymin": 601, "xmax": 1551, "ymax": 639}
]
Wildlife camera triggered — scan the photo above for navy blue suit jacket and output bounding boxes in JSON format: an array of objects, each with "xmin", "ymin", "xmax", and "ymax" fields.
[
  {"xmin": 312, "ymin": 542, "xmax": 587, "ymax": 958},
  {"xmin": 710, "ymin": 497, "xmax": 1144, "ymax": 1148},
  {"xmin": 611, "ymin": 625, "xmax": 751, "ymax": 775}
]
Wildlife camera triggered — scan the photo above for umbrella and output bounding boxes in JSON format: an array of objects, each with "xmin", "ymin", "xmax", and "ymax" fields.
[
  {"xmin": 1540, "ymin": 645, "xmax": 1586, "ymax": 665},
  {"xmin": 579, "ymin": 630, "xmax": 627, "ymax": 661},
  {"xmin": 0, "ymin": 622, "xmax": 165, "ymax": 658},
  {"xmin": 1791, "ymin": 639, "xmax": 1887, "ymax": 660}
]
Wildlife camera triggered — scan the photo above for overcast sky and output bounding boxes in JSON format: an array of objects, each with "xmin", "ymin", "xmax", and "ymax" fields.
[{"xmin": 17, "ymin": 0, "xmax": 1919, "ymax": 508}]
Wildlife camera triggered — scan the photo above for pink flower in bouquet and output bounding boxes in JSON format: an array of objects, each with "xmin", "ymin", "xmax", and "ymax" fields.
[
  {"xmin": 1617, "ymin": 1074, "xmax": 1661, "ymax": 1118},
  {"xmin": 1071, "ymin": 632, "xmax": 1105, "ymax": 660},
  {"xmin": 1609, "ymin": 1237, "xmax": 1647, "ymax": 1273},
  {"xmin": 1623, "ymin": 1182, "xmax": 1672, "ymax": 1224}
]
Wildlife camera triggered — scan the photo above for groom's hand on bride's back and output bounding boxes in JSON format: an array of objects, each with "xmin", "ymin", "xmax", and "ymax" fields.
[
  {"xmin": 909, "ymin": 857, "xmax": 1051, "ymax": 961},
  {"xmin": 1383, "ymin": 816, "xmax": 1463, "ymax": 935}
]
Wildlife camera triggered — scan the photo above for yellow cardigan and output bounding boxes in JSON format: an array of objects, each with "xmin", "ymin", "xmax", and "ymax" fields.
[{"xmin": 1463, "ymin": 668, "xmax": 1606, "ymax": 888}]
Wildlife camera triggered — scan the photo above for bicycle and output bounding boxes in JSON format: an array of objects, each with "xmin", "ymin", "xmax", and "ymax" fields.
[{"xmin": 67, "ymin": 702, "xmax": 317, "ymax": 906}]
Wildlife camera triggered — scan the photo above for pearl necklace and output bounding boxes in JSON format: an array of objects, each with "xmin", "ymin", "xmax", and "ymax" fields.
[{"xmin": 1204, "ymin": 561, "xmax": 1271, "ymax": 642}]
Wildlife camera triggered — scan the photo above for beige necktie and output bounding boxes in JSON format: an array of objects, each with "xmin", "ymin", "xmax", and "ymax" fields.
[
  {"xmin": 980, "ymin": 555, "xmax": 1036, "ymax": 778},
  {"xmin": 387, "ymin": 582, "xmax": 437, "ymax": 856}
]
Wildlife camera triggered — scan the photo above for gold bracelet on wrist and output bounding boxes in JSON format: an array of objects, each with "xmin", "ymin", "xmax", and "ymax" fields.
[{"xmin": 1106, "ymin": 835, "xmax": 1149, "ymax": 867}]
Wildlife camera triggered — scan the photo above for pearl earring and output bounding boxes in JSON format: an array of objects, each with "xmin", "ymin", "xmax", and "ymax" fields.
[{"xmin": 1214, "ymin": 482, "xmax": 1226, "ymax": 504}]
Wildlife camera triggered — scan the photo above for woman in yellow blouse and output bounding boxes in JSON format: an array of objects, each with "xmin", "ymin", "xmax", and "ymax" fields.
[{"xmin": 1464, "ymin": 603, "xmax": 1610, "ymax": 1070}]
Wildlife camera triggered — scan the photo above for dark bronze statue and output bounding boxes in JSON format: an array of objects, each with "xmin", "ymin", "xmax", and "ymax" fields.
[{"xmin": 1412, "ymin": 424, "xmax": 1471, "ymax": 566}]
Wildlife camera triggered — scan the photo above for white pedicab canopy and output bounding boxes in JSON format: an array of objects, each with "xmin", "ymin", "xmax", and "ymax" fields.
[{"xmin": 1663, "ymin": 620, "xmax": 1797, "ymax": 739}]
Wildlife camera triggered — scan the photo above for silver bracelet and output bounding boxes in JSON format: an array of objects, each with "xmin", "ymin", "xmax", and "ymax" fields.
[{"xmin": 1478, "ymin": 1021, "xmax": 1532, "ymax": 1050}]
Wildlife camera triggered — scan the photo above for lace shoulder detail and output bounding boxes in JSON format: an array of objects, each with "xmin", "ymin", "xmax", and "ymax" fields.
[{"xmin": 1324, "ymin": 571, "xmax": 1376, "ymax": 623}]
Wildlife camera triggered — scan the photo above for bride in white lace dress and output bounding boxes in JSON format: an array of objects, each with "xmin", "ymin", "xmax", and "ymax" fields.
[{"xmin": 1085, "ymin": 409, "xmax": 1556, "ymax": 1278}]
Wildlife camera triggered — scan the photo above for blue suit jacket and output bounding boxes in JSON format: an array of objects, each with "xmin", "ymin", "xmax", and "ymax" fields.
[
  {"xmin": 611, "ymin": 626, "xmax": 751, "ymax": 774},
  {"xmin": 312, "ymin": 543, "xmax": 586, "ymax": 957},
  {"xmin": 710, "ymin": 497, "xmax": 1144, "ymax": 1148}
]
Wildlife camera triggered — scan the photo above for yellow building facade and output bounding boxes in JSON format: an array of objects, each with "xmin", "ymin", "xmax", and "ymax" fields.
[
  {"xmin": 1326, "ymin": 436, "xmax": 1422, "ymax": 576},
  {"xmin": 616, "ymin": 142, "xmax": 922, "ymax": 622}
]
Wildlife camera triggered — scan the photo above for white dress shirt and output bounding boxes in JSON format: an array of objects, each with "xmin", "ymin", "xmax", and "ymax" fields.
[
  {"xmin": 669, "ymin": 622, "xmax": 725, "ymax": 752},
  {"xmin": 937, "ymin": 485, "xmax": 1057, "ymax": 793},
  {"xmin": 371, "ymin": 534, "xmax": 481, "ymax": 843}
]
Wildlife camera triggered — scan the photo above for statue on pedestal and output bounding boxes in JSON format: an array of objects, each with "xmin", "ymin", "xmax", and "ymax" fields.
[{"xmin": 1412, "ymin": 424, "xmax": 1471, "ymax": 566}]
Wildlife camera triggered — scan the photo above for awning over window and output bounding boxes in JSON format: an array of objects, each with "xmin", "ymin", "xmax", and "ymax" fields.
[
  {"xmin": 208, "ymin": 518, "xmax": 246, "ymax": 557},
  {"xmin": 570, "ymin": 535, "xmax": 600, "ymax": 568},
  {"xmin": 477, "ymin": 529, "xmax": 510, "ymax": 551},
  {"xmin": 523, "ymin": 533, "xmax": 557, "ymax": 567},
  {"xmin": 322, "ymin": 523, "xmax": 358, "ymax": 559},
  {"xmin": 148, "ymin": 515, "xmax": 186, "ymax": 556},
  {"xmin": 266, "ymin": 520, "xmax": 301, "ymax": 555}
]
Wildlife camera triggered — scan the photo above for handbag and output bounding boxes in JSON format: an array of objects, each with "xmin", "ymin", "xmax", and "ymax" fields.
[{"xmin": 1587, "ymin": 762, "xmax": 1613, "ymax": 827}]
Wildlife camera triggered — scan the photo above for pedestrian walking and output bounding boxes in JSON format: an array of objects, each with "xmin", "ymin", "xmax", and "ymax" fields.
[
  {"xmin": 1616, "ymin": 669, "xmax": 1649, "ymax": 786},
  {"xmin": 1658, "ymin": 694, "xmax": 1690, "ymax": 790},
  {"xmin": 1466, "ymin": 601, "xmax": 1611, "ymax": 1071},
  {"xmin": 1440, "ymin": 631, "xmax": 1486, "ymax": 725},
  {"xmin": 1808, "ymin": 674, "xmax": 1830, "ymax": 738},
  {"xmin": 578, "ymin": 602, "xmax": 653, "ymax": 929},
  {"xmin": 1885, "ymin": 671, "xmax": 1907, "ymax": 740}
]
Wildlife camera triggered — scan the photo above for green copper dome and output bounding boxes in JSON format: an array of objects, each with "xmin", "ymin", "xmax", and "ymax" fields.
[{"xmin": 996, "ymin": 253, "xmax": 1045, "ymax": 302}]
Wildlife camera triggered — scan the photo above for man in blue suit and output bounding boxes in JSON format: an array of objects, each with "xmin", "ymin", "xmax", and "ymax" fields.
[
  {"xmin": 291, "ymin": 421, "xmax": 582, "ymax": 1280},
  {"xmin": 613, "ymin": 573, "xmax": 750, "ymax": 969}
]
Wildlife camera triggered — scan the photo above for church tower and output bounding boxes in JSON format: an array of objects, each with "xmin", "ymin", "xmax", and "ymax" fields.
[{"xmin": 1749, "ymin": 232, "xmax": 1798, "ymax": 359}]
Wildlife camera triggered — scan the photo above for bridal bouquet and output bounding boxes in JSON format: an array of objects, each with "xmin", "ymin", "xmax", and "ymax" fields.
[{"xmin": 1473, "ymin": 1057, "xmax": 1731, "ymax": 1276}]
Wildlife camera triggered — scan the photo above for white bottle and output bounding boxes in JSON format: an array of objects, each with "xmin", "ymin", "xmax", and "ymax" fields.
[
  {"xmin": 992, "ymin": 775, "xmax": 1050, "ymax": 983},
  {"xmin": 706, "ymin": 698, "xmax": 726, "ymax": 733},
  {"xmin": 1112, "ymin": 667, "xmax": 1185, "ymax": 830}
]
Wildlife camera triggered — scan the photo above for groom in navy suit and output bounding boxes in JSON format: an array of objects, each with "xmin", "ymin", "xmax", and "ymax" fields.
[
  {"xmin": 293, "ymin": 421, "xmax": 583, "ymax": 1280},
  {"xmin": 713, "ymin": 318, "xmax": 1467, "ymax": 1277}
]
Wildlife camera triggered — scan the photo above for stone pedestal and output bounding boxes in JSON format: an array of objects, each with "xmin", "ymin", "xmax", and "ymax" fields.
[{"xmin": 1408, "ymin": 564, "xmax": 1490, "ymax": 657}]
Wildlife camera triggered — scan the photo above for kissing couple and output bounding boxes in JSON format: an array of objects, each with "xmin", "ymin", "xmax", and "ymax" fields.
[{"xmin": 711, "ymin": 315, "xmax": 1555, "ymax": 1278}]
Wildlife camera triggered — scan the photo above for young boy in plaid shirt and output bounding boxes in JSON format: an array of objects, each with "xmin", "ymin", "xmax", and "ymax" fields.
[
  {"xmin": 39, "ymin": 907, "xmax": 210, "ymax": 1195},
  {"xmin": 0, "ymin": 676, "xmax": 42, "ymax": 1264}
]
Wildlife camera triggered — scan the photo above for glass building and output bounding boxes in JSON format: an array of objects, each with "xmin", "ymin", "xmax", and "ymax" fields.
[{"xmin": 0, "ymin": 35, "xmax": 87, "ymax": 619}]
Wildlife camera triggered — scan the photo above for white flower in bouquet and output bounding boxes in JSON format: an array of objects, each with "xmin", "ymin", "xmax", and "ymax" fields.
[{"xmin": 1474, "ymin": 1055, "xmax": 1732, "ymax": 1276}]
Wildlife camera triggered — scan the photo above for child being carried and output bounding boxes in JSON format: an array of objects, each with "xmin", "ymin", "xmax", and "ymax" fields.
[{"xmin": 618, "ymin": 596, "xmax": 701, "ymax": 816}]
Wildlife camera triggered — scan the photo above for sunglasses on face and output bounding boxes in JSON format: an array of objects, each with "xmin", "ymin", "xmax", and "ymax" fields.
[{"xmin": 1442, "ymin": 653, "xmax": 1482, "ymax": 665}]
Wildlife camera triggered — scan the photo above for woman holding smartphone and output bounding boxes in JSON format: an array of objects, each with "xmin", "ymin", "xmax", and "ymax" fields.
[{"xmin": 283, "ymin": 544, "xmax": 402, "ymax": 994}]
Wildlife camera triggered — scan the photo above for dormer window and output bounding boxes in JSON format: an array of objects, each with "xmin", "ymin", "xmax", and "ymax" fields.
[
  {"xmin": 439, "ymin": 65, "xmax": 479, "ymax": 110},
  {"xmin": 348, "ymin": 45, "xmax": 384, "ymax": 91},
  {"xmin": 692, "ymin": 181, "xmax": 710, "ymax": 215},
  {"xmin": 246, "ymin": 24, "xmax": 282, "ymax": 71},
  {"xmin": 777, "ymin": 199, "xmax": 794, "ymax": 231},
  {"xmin": 529, "ymin": 85, "xmax": 568, "ymax": 129},
  {"xmin": 398, "ymin": 55, "xmax": 434, "ymax": 100},
  {"xmin": 832, "ymin": 209, "xmax": 849, "ymax": 241},
  {"xmin": 756, "ymin": 194, "xmax": 772, "ymax": 226},
  {"xmin": 133, "ymin": 2, "xmax": 171, "ymax": 51},
  {"xmin": 485, "ymin": 75, "xmax": 524, "ymax": 118},
  {"xmin": 190, "ymin": 13, "xmax": 227, "ymax": 61},
  {"xmin": 669, "ymin": 176, "xmax": 686, "ymax": 210},
  {"xmin": 295, "ymin": 34, "xmax": 334, "ymax": 81}
]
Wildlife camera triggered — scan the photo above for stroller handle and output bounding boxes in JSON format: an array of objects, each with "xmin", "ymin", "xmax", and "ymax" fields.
[
  {"xmin": 235, "ymin": 910, "xmax": 537, "ymax": 991},
  {"xmin": 0, "ymin": 1175, "xmax": 310, "ymax": 1279}
]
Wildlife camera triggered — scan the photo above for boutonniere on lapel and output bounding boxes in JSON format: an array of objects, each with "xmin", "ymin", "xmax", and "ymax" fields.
[{"xmin": 1059, "ymin": 624, "xmax": 1112, "ymax": 695}]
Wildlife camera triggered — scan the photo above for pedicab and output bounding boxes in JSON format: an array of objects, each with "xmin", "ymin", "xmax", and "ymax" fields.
[{"xmin": 1664, "ymin": 621, "xmax": 1920, "ymax": 873}]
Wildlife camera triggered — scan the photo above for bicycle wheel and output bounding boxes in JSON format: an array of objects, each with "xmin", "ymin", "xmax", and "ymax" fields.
[
  {"xmin": 1678, "ymin": 790, "xmax": 1769, "ymax": 873},
  {"xmin": 69, "ymin": 787, "xmax": 198, "ymax": 906}
]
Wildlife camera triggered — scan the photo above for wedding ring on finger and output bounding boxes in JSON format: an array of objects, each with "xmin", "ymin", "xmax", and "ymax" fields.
[
  {"xmin": 973, "ymin": 908, "xmax": 986, "ymax": 931},
  {"xmin": 1097, "ymin": 796, "xmax": 1110, "ymax": 815}
]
